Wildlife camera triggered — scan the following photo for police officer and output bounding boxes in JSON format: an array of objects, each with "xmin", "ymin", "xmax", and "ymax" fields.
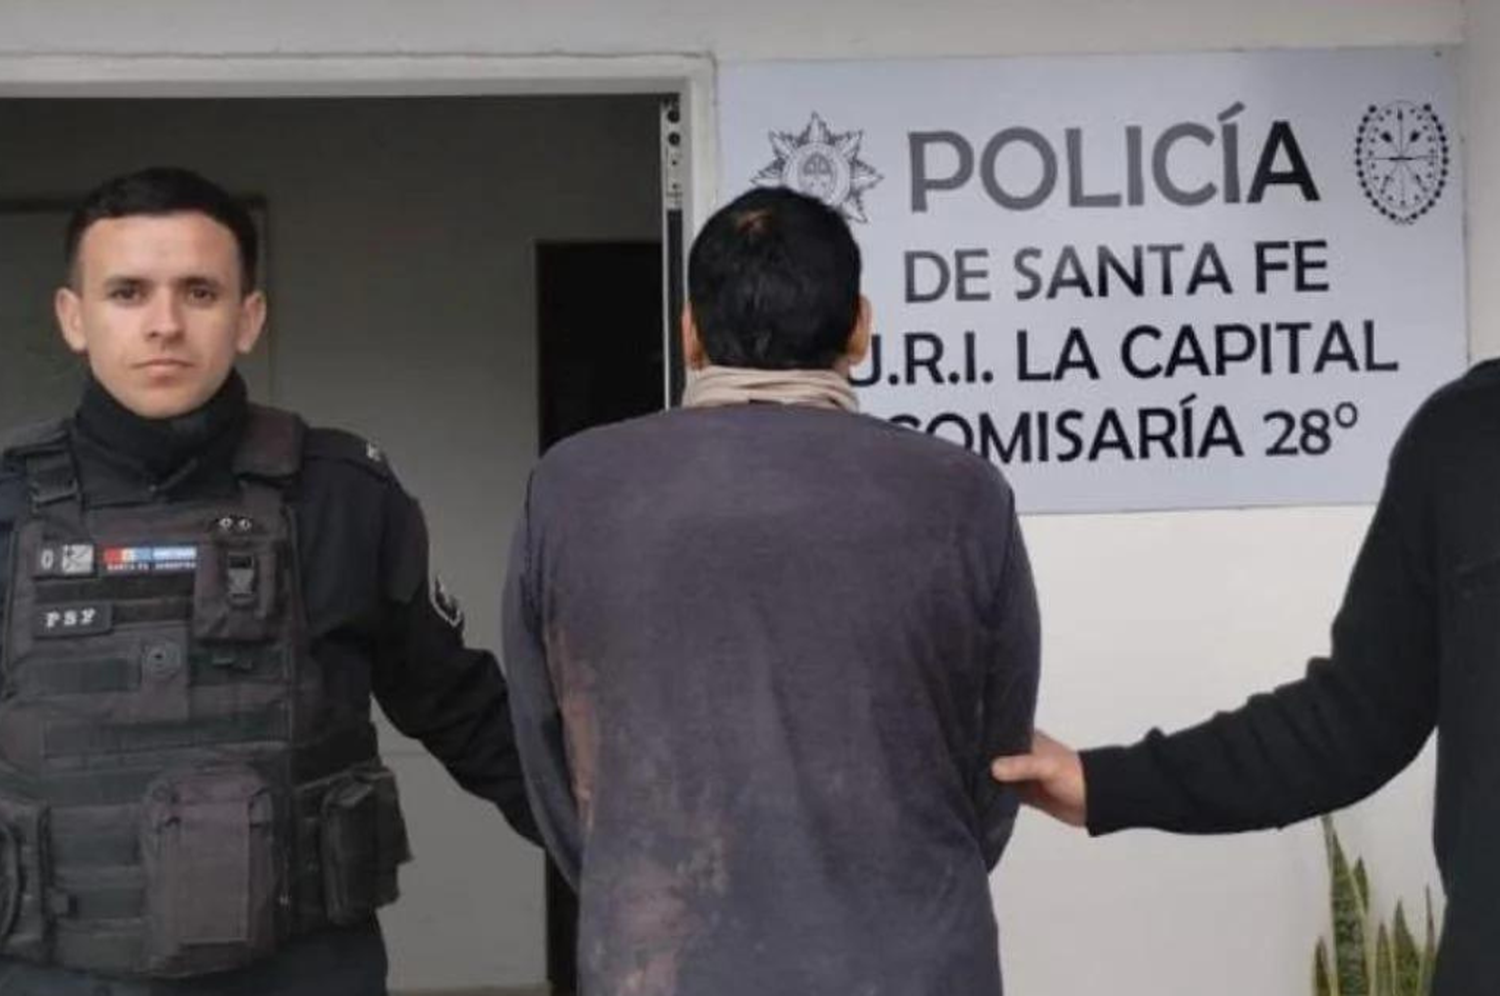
[{"xmin": 0, "ymin": 167, "xmax": 538, "ymax": 995}]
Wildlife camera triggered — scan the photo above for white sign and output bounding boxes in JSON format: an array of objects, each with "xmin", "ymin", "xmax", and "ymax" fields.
[{"xmin": 719, "ymin": 49, "xmax": 1466, "ymax": 512}]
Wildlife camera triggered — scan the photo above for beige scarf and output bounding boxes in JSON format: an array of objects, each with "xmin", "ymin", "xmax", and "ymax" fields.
[{"xmin": 681, "ymin": 365, "xmax": 860, "ymax": 413}]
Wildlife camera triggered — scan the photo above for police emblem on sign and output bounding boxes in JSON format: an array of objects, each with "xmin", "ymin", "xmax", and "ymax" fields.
[
  {"xmin": 752, "ymin": 112, "xmax": 884, "ymax": 223},
  {"xmin": 431, "ymin": 575, "xmax": 464, "ymax": 630},
  {"xmin": 1355, "ymin": 100, "xmax": 1450, "ymax": 225}
]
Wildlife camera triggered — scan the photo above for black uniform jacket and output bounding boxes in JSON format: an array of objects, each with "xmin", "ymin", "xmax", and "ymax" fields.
[{"xmin": 1082, "ymin": 360, "xmax": 1500, "ymax": 996}]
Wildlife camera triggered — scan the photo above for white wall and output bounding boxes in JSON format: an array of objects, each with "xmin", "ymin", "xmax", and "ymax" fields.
[
  {"xmin": 1466, "ymin": 0, "xmax": 1500, "ymax": 361},
  {"xmin": 0, "ymin": 2, "xmax": 1486, "ymax": 995},
  {"xmin": 0, "ymin": 1, "xmax": 1465, "ymax": 60}
]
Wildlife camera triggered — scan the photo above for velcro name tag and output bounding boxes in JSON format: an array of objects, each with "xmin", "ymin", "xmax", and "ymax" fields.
[
  {"xmin": 35, "ymin": 544, "xmax": 96, "ymax": 579},
  {"xmin": 102, "ymin": 545, "xmax": 199, "ymax": 575},
  {"xmin": 33, "ymin": 603, "xmax": 113, "ymax": 638}
]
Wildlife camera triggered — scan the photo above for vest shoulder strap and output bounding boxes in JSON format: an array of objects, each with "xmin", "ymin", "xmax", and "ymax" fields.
[
  {"xmin": 233, "ymin": 405, "xmax": 305, "ymax": 483},
  {"xmin": 0, "ymin": 418, "xmax": 70, "ymax": 466},
  {"xmin": 1, "ymin": 419, "xmax": 76, "ymax": 510}
]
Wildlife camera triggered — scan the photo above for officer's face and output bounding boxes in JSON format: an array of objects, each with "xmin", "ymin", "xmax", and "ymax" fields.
[{"xmin": 53, "ymin": 212, "xmax": 266, "ymax": 419}]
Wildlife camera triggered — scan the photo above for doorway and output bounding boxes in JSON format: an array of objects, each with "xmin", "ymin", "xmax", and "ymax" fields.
[{"xmin": 538, "ymin": 240, "xmax": 666, "ymax": 450}]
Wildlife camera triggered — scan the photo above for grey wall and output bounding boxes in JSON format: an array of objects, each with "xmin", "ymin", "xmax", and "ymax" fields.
[{"xmin": 0, "ymin": 95, "xmax": 663, "ymax": 990}]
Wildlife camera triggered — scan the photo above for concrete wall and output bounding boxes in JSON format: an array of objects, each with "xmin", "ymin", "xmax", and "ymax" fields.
[
  {"xmin": 0, "ymin": 2, "xmax": 1489, "ymax": 994},
  {"xmin": 0, "ymin": 94, "xmax": 662, "ymax": 991}
]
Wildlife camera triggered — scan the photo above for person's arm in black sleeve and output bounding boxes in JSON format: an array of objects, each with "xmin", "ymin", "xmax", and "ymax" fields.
[
  {"xmin": 973, "ymin": 476, "xmax": 1042, "ymax": 868},
  {"xmin": 501, "ymin": 481, "xmax": 583, "ymax": 888},
  {"xmin": 370, "ymin": 480, "xmax": 541, "ymax": 844},
  {"xmin": 1081, "ymin": 416, "xmax": 1438, "ymax": 836}
]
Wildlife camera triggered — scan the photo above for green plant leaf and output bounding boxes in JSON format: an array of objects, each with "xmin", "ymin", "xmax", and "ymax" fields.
[
  {"xmin": 1419, "ymin": 888, "xmax": 1437, "ymax": 996},
  {"xmin": 1315, "ymin": 938, "xmax": 1335, "ymax": 996},
  {"xmin": 1354, "ymin": 859, "xmax": 1372, "ymax": 915},
  {"xmin": 1324, "ymin": 817, "xmax": 1370, "ymax": 995},
  {"xmin": 1392, "ymin": 901, "xmax": 1421, "ymax": 996},
  {"xmin": 1375, "ymin": 924, "xmax": 1394, "ymax": 996}
]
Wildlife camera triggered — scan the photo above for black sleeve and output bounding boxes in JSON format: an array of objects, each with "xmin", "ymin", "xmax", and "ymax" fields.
[
  {"xmin": 369, "ymin": 481, "xmax": 541, "ymax": 844},
  {"xmin": 1081, "ymin": 417, "xmax": 1438, "ymax": 836},
  {"xmin": 974, "ymin": 479, "xmax": 1042, "ymax": 869}
]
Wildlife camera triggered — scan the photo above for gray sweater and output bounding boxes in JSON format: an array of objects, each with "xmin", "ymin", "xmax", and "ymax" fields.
[{"xmin": 504, "ymin": 403, "xmax": 1040, "ymax": 996}]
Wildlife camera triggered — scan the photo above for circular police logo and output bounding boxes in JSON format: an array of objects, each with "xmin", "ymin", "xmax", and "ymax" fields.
[
  {"xmin": 753, "ymin": 112, "xmax": 883, "ymax": 223},
  {"xmin": 1355, "ymin": 101, "xmax": 1450, "ymax": 225}
]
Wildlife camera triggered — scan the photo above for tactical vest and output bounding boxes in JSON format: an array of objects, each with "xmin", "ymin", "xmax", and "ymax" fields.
[{"xmin": 0, "ymin": 406, "xmax": 410, "ymax": 979}]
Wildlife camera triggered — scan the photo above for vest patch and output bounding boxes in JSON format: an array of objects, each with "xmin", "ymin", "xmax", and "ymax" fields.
[
  {"xmin": 102, "ymin": 545, "xmax": 199, "ymax": 575},
  {"xmin": 34, "ymin": 602, "xmax": 113, "ymax": 637},
  {"xmin": 35, "ymin": 543, "xmax": 96, "ymax": 578}
]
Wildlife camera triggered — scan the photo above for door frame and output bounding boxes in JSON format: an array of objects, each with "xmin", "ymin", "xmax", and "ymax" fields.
[{"xmin": 0, "ymin": 54, "xmax": 714, "ymax": 225}]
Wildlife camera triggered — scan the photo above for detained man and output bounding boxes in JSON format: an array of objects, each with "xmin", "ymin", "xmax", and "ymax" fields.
[{"xmin": 503, "ymin": 186, "xmax": 1041, "ymax": 996}]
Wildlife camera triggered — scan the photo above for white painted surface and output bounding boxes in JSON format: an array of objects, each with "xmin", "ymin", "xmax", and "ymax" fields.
[
  {"xmin": 1465, "ymin": 0, "xmax": 1500, "ymax": 360},
  {"xmin": 0, "ymin": 1, "xmax": 1464, "ymax": 60},
  {"xmin": 0, "ymin": 1, "xmax": 1485, "ymax": 992}
]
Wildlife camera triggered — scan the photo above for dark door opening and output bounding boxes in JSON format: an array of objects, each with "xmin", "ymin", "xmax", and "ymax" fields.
[
  {"xmin": 535, "ymin": 239, "xmax": 667, "ymax": 993},
  {"xmin": 538, "ymin": 240, "xmax": 667, "ymax": 450}
]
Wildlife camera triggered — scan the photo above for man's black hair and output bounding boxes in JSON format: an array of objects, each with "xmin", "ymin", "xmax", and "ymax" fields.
[
  {"xmin": 65, "ymin": 167, "xmax": 259, "ymax": 294},
  {"xmin": 687, "ymin": 186, "xmax": 861, "ymax": 370}
]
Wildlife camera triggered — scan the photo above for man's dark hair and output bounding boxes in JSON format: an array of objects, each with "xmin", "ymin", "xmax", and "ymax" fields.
[
  {"xmin": 64, "ymin": 167, "xmax": 259, "ymax": 294},
  {"xmin": 687, "ymin": 187, "xmax": 862, "ymax": 370}
]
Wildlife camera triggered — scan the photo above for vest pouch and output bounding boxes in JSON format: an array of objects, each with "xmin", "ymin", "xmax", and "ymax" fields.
[
  {"xmin": 140, "ymin": 766, "xmax": 278, "ymax": 977},
  {"xmin": 320, "ymin": 765, "xmax": 411, "ymax": 925},
  {"xmin": 0, "ymin": 794, "xmax": 52, "ymax": 963},
  {"xmin": 193, "ymin": 534, "xmax": 280, "ymax": 643}
]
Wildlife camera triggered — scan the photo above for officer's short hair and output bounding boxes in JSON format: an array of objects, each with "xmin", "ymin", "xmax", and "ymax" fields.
[
  {"xmin": 688, "ymin": 187, "xmax": 861, "ymax": 370},
  {"xmin": 64, "ymin": 167, "xmax": 260, "ymax": 294}
]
